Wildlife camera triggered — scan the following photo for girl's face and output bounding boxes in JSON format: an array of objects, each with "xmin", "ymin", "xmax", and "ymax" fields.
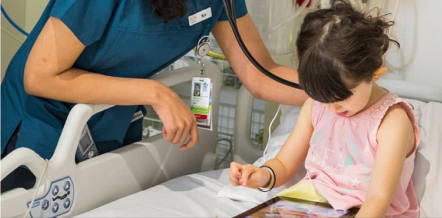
[
  {"xmin": 325, "ymin": 81, "xmax": 374, "ymax": 117},
  {"xmin": 324, "ymin": 67, "xmax": 387, "ymax": 117}
]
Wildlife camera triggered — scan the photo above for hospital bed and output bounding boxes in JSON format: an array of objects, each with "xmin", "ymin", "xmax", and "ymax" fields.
[{"xmin": 2, "ymin": 62, "xmax": 442, "ymax": 217}]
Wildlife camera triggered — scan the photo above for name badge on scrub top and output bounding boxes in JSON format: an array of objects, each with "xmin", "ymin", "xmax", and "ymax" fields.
[
  {"xmin": 189, "ymin": 7, "xmax": 212, "ymax": 26},
  {"xmin": 191, "ymin": 77, "xmax": 213, "ymax": 130}
]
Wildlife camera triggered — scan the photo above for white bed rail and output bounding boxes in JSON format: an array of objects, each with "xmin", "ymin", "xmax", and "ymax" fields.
[
  {"xmin": 53, "ymin": 104, "xmax": 113, "ymax": 168},
  {"xmin": 1, "ymin": 148, "xmax": 47, "ymax": 182},
  {"xmin": 1, "ymin": 63, "xmax": 222, "ymax": 218},
  {"xmin": 232, "ymin": 86, "xmax": 263, "ymax": 164}
]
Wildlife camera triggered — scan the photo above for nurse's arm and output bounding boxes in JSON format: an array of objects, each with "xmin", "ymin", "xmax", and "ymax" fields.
[
  {"xmin": 25, "ymin": 17, "xmax": 166, "ymax": 106},
  {"xmin": 23, "ymin": 17, "xmax": 198, "ymax": 149},
  {"xmin": 212, "ymin": 14, "xmax": 307, "ymax": 106}
]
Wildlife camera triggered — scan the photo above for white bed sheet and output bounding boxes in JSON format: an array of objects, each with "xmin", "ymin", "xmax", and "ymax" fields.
[{"xmin": 76, "ymin": 169, "xmax": 257, "ymax": 217}]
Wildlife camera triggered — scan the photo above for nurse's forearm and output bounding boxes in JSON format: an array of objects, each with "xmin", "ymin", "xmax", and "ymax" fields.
[
  {"xmin": 24, "ymin": 67, "xmax": 169, "ymax": 107},
  {"xmin": 24, "ymin": 66, "xmax": 199, "ymax": 149},
  {"xmin": 212, "ymin": 16, "xmax": 307, "ymax": 106},
  {"xmin": 247, "ymin": 63, "xmax": 308, "ymax": 106}
]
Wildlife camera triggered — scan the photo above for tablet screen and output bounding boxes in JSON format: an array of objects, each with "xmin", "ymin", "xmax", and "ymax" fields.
[{"xmin": 234, "ymin": 196, "xmax": 358, "ymax": 218}]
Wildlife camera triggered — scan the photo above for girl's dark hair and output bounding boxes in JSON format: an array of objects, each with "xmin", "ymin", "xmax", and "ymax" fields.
[
  {"xmin": 148, "ymin": 0, "xmax": 187, "ymax": 22},
  {"xmin": 296, "ymin": 0, "xmax": 399, "ymax": 103}
]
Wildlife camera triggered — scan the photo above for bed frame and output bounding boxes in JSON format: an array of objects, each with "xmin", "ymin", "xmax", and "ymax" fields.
[{"xmin": 1, "ymin": 63, "xmax": 222, "ymax": 217}]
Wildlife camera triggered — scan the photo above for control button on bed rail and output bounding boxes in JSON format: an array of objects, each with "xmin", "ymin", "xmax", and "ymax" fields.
[
  {"xmin": 64, "ymin": 181, "xmax": 71, "ymax": 191},
  {"xmin": 42, "ymin": 200, "xmax": 49, "ymax": 210},
  {"xmin": 52, "ymin": 203, "xmax": 59, "ymax": 213},
  {"xmin": 64, "ymin": 198, "xmax": 71, "ymax": 209},
  {"xmin": 52, "ymin": 185, "xmax": 59, "ymax": 196},
  {"xmin": 27, "ymin": 177, "xmax": 74, "ymax": 217}
]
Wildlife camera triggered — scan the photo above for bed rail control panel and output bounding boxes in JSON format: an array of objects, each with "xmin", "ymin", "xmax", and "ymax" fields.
[{"xmin": 27, "ymin": 177, "xmax": 74, "ymax": 218}]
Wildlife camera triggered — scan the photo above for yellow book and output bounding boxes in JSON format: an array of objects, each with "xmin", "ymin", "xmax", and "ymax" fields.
[{"xmin": 276, "ymin": 183, "xmax": 328, "ymax": 203}]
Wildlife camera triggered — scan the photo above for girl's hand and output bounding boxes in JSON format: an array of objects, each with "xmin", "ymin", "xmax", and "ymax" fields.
[
  {"xmin": 229, "ymin": 162, "xmax": 271, "ymax": 189},
  {"xmin": 152, "ymin": 84, "xmax": 198, "ymax": 150}
]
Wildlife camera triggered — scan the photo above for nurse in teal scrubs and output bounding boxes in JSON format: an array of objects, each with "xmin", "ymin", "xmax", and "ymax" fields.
[{"xmin": 1, "ymin": 0, "xmax": 307, "ymax": 192}]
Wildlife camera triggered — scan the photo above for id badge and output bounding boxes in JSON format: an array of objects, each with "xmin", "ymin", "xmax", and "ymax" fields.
[
  {"xmin": 189, "ymin": 7, "xmax": 212, "ymax": 26},
  {"xmin": 191, "ymin": 77, "xmax": 213, "ymax": 130}
]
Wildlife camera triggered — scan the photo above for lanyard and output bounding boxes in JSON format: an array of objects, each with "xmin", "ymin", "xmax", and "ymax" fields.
[{"xmin": 196, "ymin": 35, "xmax": 211, "ymax": 75}]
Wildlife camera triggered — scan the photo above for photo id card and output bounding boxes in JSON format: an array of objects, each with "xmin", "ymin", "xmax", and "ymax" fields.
[{"xmin": 191, "ymin": 77, "xmax": 213, "ymax": 130}]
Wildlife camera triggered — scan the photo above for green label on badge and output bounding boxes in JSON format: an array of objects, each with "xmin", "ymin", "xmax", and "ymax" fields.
[{"xmin": 191, "ymin": 106, "xmax": 209, "ymax": 114}]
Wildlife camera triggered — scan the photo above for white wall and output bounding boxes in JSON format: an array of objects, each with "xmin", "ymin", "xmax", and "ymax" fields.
[
  {"xmin": 24, "ymin": 0, "xmax": 49, "ymax": 33},
  {"xmin": 1, "ymin": 0, "xmax": 26, "ymax": 79},
  {"xmin": 367, "ymin": 0, "xmax": 442, "ymax": 86},
  {"xmin": 1, "ymin": 0, "xmax": 48, "ymax": 80}
]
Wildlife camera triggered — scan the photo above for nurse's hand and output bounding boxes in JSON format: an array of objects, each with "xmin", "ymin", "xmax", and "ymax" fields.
[
  {"xmin": 152, "ymin": 85, "xmax": 198, "ymax": 150},
  {"xmin": 229, "ymin": 162, "xmax": 271, "ymax": 189}
]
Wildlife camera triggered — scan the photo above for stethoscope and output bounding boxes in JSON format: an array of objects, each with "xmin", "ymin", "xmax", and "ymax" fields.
[{"xmin": 220, "ymin": 0, "xmax": 302, "ymax": 90}]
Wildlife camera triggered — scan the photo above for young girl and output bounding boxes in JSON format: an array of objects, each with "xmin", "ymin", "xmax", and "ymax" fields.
[{"xmin": 229, "ymin": 1, "xmax": 420, "ymax": 217}]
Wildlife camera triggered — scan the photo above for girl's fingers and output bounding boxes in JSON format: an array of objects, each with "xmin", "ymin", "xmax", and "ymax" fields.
[
  {"xmin": 229, "ymin": 162, "xmax": 243, "ymax": 185},
  {"xmin": 239, "ymin": 164, "xmax": 257, "ymax": 186}
]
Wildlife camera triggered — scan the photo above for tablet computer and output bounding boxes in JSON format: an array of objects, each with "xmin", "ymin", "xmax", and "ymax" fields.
[{"xmin": 234, "ymin": 196, "xmax": 359, "ymax": 218}]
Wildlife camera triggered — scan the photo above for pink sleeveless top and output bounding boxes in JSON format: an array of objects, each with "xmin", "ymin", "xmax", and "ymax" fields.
[{"xmin": 300, "ymin": 92, "xmax": 420, "ymax": 217}]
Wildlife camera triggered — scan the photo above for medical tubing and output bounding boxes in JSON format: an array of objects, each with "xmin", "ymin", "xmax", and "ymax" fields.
[
  {"xmin": 216, "ymin": 138, "xmax": 233, "ymax": 168},
  {"xmin": 192, "ymin": 47, "xmax": 227, "ymax": 60},
  {"xmin": 378, "ymin": 0, "xmax": 386, "ymax": 10},
  {"xmin": 207, "ymin": 51, "xmax": 227, "ymax": 60},
  {"xmin": 263, "ymin": 104, "xmax": 281, "ymax": 158},
  {"xmin": 23, "ymin": 160, "xmax": 49, "ymax": 218},
  {"xmin": 1, "ymin": 5, "xmax": 30, "ymax": 36},
  {"xmin": 351, "ymin": 0, "xmax": 364, "ymax": 12},
  {"xmin": 379, "ymin": 0, "xmax": 401, "ymax": 70},
  {"xmin": 391, "ymin": 0, "xmax": 400, "ymax": 24},
  {"xmin": 261, "ymin": 0, "xmax": 310, "ymax": 39},
  {"xmin": 221, "ymin": 0, "xmax": 302, "ymax": 90}
]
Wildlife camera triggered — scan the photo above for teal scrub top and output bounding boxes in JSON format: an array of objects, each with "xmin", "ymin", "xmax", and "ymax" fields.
[{"xmin": 1, "ymin": 0, "xmax": 247, "ymax": 160}]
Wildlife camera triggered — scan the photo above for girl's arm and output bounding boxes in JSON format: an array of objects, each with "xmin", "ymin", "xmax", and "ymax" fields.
[
  {"xmin": 212, "ymin": 14, "xmax": 308, "ymax": 106},
  {"xmin": 230, "ymin": 98, "xmax": 314, "ymax": 188},
  {"xmin": 24, "ymin": 17, "xmax": 198, "ymax": 149},
  {"xmin": 356, "ymin": 104, "xmax": 415, "ymax": 217}
]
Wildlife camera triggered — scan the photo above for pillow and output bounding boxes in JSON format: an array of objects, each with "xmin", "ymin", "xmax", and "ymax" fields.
[
  {"xmin": 271, "ymin": 105, "xmax": 301, "ymax": 138},
  {"xmin": 407, "ymin": 99, "xmax": 442, "ymax": 217}
]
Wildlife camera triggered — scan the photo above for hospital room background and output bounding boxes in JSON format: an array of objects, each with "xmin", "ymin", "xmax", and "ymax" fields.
[
  {"xmin": 2, "ymin": 0, "xmax": 441, "ymax": 167},
  {"xmin": 1, "ymin": 0, "xmax": 442, "ymax": 217}
]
